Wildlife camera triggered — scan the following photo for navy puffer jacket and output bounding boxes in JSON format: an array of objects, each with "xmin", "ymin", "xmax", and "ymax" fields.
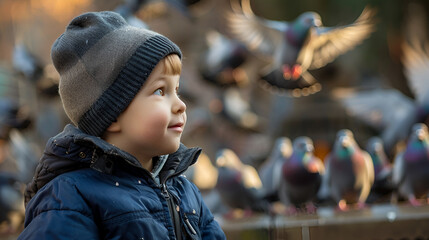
[{"xmin": 18, "ymin": 124, "xmax": 226, "ymax": 240}]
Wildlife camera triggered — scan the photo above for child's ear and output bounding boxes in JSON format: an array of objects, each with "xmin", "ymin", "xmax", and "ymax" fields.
[{"xmin": 106, "ymin": 121, "xmax": 121, "ymax": 133}]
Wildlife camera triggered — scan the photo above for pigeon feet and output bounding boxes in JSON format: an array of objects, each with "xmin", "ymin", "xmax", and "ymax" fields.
[
  {"xmin": 305, "ymin": 202, "xmax": 318, "ymax": 214},
  {"xmin": 409, "ymin": 197, "xmax": 423, "ymax": 206},
  {"xmin": 336, "ymin": 199, "xmax": 349, "ymax": 211},
  {"xmin": 283, "ymin": 206, "xmax": 299, "ymax": 216}
]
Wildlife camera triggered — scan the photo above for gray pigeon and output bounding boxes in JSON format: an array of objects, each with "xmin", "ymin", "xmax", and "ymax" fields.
[
  {"xmin": 258, "ymin": 137, "xmax": 292, "ymax": 202},
  {"xmin": 392, "ymin": 123, "xmax": 429, "ymax": 206},
  {"xmin": 324, "ymin": 129, "xmax": 374, "ymax": 210},
  {"xmin": 12, "ymin": 44, "xmax": 44, "ymax": 82},
  {"xmin": 221, "ymin": 87, "xmax": 263, "ymax": 131},
  {"xmin": 226, "ymin": 0, "xmax": 375, "ymax": 95},
  {"xmin": 215, "ymin": 148, "xmax": 269, "ymax": 217},
  {"xmin": 365, "ymin": 137, "xmax": 395, "ymax": 203},
  {"xmin": 198, "ymin": 30, "xmax": 249, "ymax": 87},
  {"xmin": 278, "ymin": 136, "xmax": 324, "ymax": 214},
  {"xmin": 0, "ymin": 172, "xmax": 25, "ymax": 234}
]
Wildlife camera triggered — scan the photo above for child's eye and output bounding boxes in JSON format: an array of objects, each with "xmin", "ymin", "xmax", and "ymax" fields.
[{"xmin": 154, "ymin": 89, "xmax": 164, "ymax": 96}]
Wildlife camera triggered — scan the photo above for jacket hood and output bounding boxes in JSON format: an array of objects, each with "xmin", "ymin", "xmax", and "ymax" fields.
[{"xmin": 24, "ymin": 124, "xmax": 201, "ymax": 206}]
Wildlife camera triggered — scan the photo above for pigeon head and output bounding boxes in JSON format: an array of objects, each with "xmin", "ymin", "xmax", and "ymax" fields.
[
  {"xmin": 215, "ymin": 148, "xmax": 242, "ymax": 170},
  {"xmin": 279, "ymin": 137, "xmax": 293, "ymax": 157},
  {"xmin": 293, "ymin": 136, "xmax": 314, "ymax": 156},
  {"xmin": 332, "ymin": 129, "xmax": 359, "ymax": 159},
  {"xmin": 366, "ymin": 137, "xmax": 389, "ymax": 175},
  {"xmin": 409, "ymin": 123, "xmax": 429, "ymax": 143}
]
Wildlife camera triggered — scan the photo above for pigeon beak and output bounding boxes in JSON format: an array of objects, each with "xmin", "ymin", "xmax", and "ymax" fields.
[
  {"xmin": 340, "ymin": 136, "xmax": 351, "ymax": 148},
  {"xmin": 417, "ymin": 129, "xmax": 426, "ymax": 141},
  {"xmin": 216, "ymin": 156, "xmax": 226, "ymax": 167},
  {"xmin": 305, "ymin": 144, "xmax": 314, "ymax": 153},
  {"xmin": 313, "ymin": 18, "xmax": 322, "ymax": 27}
]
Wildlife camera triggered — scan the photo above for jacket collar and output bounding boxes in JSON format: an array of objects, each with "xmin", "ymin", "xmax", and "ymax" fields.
[{"xmin": 25, "ymin": 124, "xmax": 201, "ymax": 205}]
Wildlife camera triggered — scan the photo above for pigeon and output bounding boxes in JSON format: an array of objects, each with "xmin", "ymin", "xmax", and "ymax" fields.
[
  {"xmin": 278, "ymin": 136, "xmax": 324, "ymax": 214},
  {"xmin": 215, "ymin": 148, "xmax": 269, "ymax": 217},
  {"xmin": 0, "ymin": 172, "xmax": 25, "ymax": 234},
  {"xmin": 183, "ymin": 153, "xmax": 226, "ymax": 214},
  {"xmin": 12, "ymin": 44, "xmax": 44, "ymax": 82},
  {"xmin": 392, "ymin": 123, "xmax": 429, "ymax": 206},
  {"xmin": 365, "ymin": 137, "xmax": 395, "ymax": 203},
  {"xmin": 220, "ymin": 87, "xmax": 263, "ymax": 131},
  {"xmin": 401, "ymin": 34, "xmax": 429, "ymax": 125},
  {"xmin": 0, "ymin": 98, "xmax": 31, "ymax": 140},
  {"xmin": 198, "ymin": 30, "xmax": 249, "ymax": 87},
  {"xmin": 334, "ymin": 3, "xmax": 429, "ymax": 157},
  {"xmin": 333, "ymin": 87, "xmax": 418, "ymax": 157},
  {"xmin": 324, "ymin": 129, "xmax": 374, "ymax": 210},
  {"xmin": 114, "ymin": 0, "xmax": 150, "ymax": 29},
  {"xmin": 184, "ymin": 152, "xmax": 218, "ymax": 191},
  {"xmin": 258, "ymin": 137, "xmax": 292, "ymax": 202},
  {"xmin": 226, "ymin": 0, "xmax": 376, "ymax": 95}
]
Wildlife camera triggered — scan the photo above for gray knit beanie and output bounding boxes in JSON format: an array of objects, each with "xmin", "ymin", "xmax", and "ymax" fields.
[{"xmin": 51, "ymin": 11, "xmax": 182, "ymax": 137}]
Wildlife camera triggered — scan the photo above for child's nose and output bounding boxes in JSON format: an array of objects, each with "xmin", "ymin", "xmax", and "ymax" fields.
[{"xmin": 173, "ymin": 96, "xmax": 186, "ymax": 113}]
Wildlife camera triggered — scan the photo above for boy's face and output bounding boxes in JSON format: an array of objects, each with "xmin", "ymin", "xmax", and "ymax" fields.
[{"xmin": 112, "ymin": 58, "xmax": 186, "ymax": 159}]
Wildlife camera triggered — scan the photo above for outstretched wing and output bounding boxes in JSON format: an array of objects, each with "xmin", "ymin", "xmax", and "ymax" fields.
[
  {"xmin": 334, "ymin": 88, "xmax": 418, "ymax": 152},
  {"xmin": 401, "ymin": 39, "xmax": 429, "ymax": 105},
  {"xmin": 306, "ymin": 6, "xmax": 376, "ymax": 69},
  {"xmin": 226, "ymin": 0, "xmax": 286, "ymax": 56}
]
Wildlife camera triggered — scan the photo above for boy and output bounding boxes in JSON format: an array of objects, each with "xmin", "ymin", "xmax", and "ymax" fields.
[{"xmin": 18, "ymin": 11, "xmax": 226, "ymax": 240}]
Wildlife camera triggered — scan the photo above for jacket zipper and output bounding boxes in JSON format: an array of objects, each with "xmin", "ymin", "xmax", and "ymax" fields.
[
  {"xmin": 183, "ymin": 213, "xmax": 197, "ymax": 235},
  {"xmin": 162, "ymin": 183, "xmax": 182, "ymax": 240}
]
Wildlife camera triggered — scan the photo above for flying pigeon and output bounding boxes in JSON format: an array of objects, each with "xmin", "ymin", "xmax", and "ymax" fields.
[
  {"xmin": 392, "ymin": 123, "xmax": 429, "ymax": 206},
  {"xmin": 365, "ymin": 137, "xmax": 395, "ymax": 203},
  {"xmin": 324, "ymin": 129, "xmax": 374, "ymax": 210},
  {"xmin": 220, "ymin": 87, "xmax": 263, "ymax": 131},
  {"xmin": 258, "ymin": 137, "xmax": 292, "ymax": 202},
  {"xmin": 278, "ymin": 136, "xmax": 324, "ymax": 214},
  {"xmin": 12, "ymin": 44, "xmax": 44, "ymax": 82},
  {"xmin": 198, "ymin": 30, "xmax": 249, "ymax": 87},
  {"xmin": 226, "ymin": 0, "xmax": 376, "ymax": 96},
  {"xmin": 215, "ymin": 148, "xmax": 269, "ymax": 217},
  {"xmin": 401, "ymin": 36, "xmax": 429, "ymax": 125}
]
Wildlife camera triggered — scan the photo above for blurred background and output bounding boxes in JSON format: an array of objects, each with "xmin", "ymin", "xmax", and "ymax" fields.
[{"xmin": 1, "ymin": 0, "xmax": 429, "ymax": 239}]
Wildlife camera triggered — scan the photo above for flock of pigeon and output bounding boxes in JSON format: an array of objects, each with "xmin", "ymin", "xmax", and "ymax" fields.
[
  {"xmin": 1, "ymin": 0, "xmax": 429, "ymax": 232},
  {"xmin": 184, "ymin": 122, "xmax": 429, "ymax": 217}
]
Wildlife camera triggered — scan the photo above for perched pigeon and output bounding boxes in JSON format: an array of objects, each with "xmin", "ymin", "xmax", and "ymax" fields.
[
  {"xmin": 184, "ymin": 152, "xmax": 218, "ymax": 191},
  {"xmin": 215, "ymin": 148, "xmax": 269, "ymax": 217},
  {"xmin": 0, "ymin": 172, "xmax": 25, "ymax": 234},
  {"xmin": 258, "ymin": 137, "xmax": 292, "ymax": 202},
  {"xmin": 183, "ymin": 153, "xmax": 226, "ymax": 214},
  {"xmin": 365, "ymin": 137, "xmax": 395, "ymax": 203},
  {"xmin": 324, "ymin": 129, "xmax": 374, "ymax": 210},
  {"xmin": 278, "ymin": 136, "xmax": 324, "ymax": 214},
  {"xmin": 226, "ymin": 0, "xmax": 376, "ymax": 95},
  {"xmin": 392, "ymin": 123, "xmax": 429, "ymax": 206},
  {"xmin": 198, "ymin": 30, "xmax": 249, "ymax": 87}
]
